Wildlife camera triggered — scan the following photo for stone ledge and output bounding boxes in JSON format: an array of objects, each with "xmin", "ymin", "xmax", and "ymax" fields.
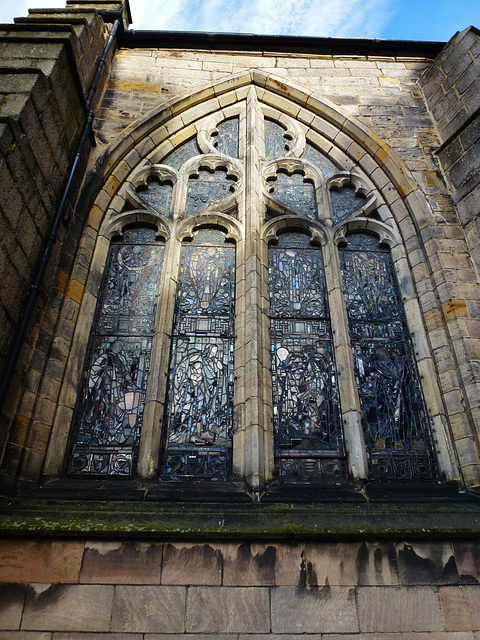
[{"xmin": 0, "ymin": 491, "xmax": 479, "ymax": 539}]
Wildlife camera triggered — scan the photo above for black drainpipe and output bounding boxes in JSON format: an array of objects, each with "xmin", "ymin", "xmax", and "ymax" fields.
[{"xmin": 0, "ymin": 18, "xmax": 121, "ymax": 413}]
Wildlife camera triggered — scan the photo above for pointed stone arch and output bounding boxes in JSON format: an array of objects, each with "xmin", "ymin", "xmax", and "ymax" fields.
[
  {"xmin": 35, "ymin": 67, "xmax": 467, "ymax": 487},
  {"xmin": 86, "ymin": 69, "xmax": 435, "ymax": 242}
]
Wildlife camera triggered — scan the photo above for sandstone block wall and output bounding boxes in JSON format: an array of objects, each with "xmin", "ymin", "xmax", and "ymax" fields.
[
  {"xmin": 419, "ymin": 26, "xmax": 480, "ymax": 274},
  {"xmin": 0, "ymin": 5, "xmax": 116, "ymax": 470},
  {"xmin": 0, "ymin": 538, "xmax": 480, "ymax": 637}
]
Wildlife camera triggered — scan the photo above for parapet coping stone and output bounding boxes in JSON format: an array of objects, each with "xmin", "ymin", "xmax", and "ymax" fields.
[{"xmin": 0, "ymin": 481, "xmax": 479, "ymax": 539}]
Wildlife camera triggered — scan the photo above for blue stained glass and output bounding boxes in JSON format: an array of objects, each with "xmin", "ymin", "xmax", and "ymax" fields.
[
  {"xmin": 265, "ymin": 120, "xmax": 290, "ymax": 160},
  {"xmin": 69, "ymin": 228, "xmax": 164, "ymax": 476},
  {"xmin": 163, "ymin": 229, "xmax": 235, "ymax": 481},
  {"xmin": 302, "ymin": 143, "xmax": 338, "ymax": 175},
  {"xmin": 136, "ymin": 179, "xmax": 173, "ymax": 217},
  {"xmin": 186, "ymin": 169, "xmax": 237, "ymax": 215},
  {"xmin": 269, "ymin": 232, "xmax": 344, "ymax": 482},
  {"xmin": 163, "ymin": 138, "xmax": 201, "ymax": 170},
  {"xmin": 340, "ymin": 233, "xmax": 436, "ymax": 482},
  {"xmin": 268, "ymin": 172, "xmax": 317, "ymax": 218},
  {"xmin": 330, "ymin": 185, "xmax": 366, "ymax": 223},
  {"xmin": 213, "ymin": 118, "xmax": 239, "ymax": 158}
]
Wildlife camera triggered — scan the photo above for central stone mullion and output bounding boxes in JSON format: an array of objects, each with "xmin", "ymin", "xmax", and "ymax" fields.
[{"xmin": 233, "ymin": 87, "xmax": 272, "ymax": 492}]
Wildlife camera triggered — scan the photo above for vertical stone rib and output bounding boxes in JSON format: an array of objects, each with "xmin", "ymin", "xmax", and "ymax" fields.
[
  {"xmin": 323, "ymin": 240, "xmax": 368, "ymax": 480},
  {"xmin": 235, "ymin": 86, "xmax": 271, "ymax": 491}
]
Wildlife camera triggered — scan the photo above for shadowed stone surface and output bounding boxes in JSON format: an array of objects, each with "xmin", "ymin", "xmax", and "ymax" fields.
[
  {"xmin": 357, "ymin": 586, "xmax": 444, "ymax": 632},
  {"xmin": 186, "ymin": 587, "xmax": 270, "ymax": 633},
  {"xmin": 111, "ymin": 586, "xmax": 186, "ymax": 633},
  {"xmin": 80, "ymin": 541, "xmax": 162, "ymax": 584},
  {"xmin": 270, "ymin": 586, "xmax": 358, "ymax": 634},
  {"xmin": 304, "ymin": 541, "xmax": 399, "ymax": 586},
  {"xmin": 22, "ymin": 584, "xmax": 114, "ymax": 632},
  {"xmin": 0, "ymin": 583, "xmax": 27, "ymax": 630},
  {"xmin": 222, "ymin": 542, "xmax": 301, "ymax": 586},
  {"xmin": 162, "ymin": 542, "xmax": 222, "ymax": 585}
]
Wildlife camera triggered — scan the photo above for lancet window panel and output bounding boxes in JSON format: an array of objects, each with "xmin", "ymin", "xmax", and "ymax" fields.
[
  {"xmin": 213, "ymin": 118, "xmax": 239, "ymax": 158},
  {"xmin": 68, "ymin": 227, "xmax": 165, "ymax": 477},
  {"xmin": 162, "ymin": 229, "xmax": 235, "ymax": 482},
  {"xmin": 269, "ymin": 232, "xmax": 345, "ymax": 482},
  {"xmin": 339, "ymin": 232, "xmax": 436, "ymax": 482}
]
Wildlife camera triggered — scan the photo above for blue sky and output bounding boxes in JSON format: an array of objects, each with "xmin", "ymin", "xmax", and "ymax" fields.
[{"xmin": 1, "ymin": 0, "xmax": 479, "ymax": 42}]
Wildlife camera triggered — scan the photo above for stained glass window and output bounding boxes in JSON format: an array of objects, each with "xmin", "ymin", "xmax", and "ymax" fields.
[
  {"xmin": 186, "ymin": 169, "xmax": 237, "ymax": 215},
  {"xmin": 68, "ymin": 228, "xmax": 164, "ymax": 476},
  {"xmin": 302, "ymin": 142, "xmax": 338, "ymax": 175},
  {"xmin": 339, "ymin": 233, "xmax": 436, "ymax": 481},
  {"xmin": 265, "ymin": 119, "xmax": 291, "ymax": 160},
  {"xmin": 213, "ymin": 118, "xmax": 239, "ymax": 158},
  {"xmin": 136, "ymin": 178, "xmax": 173, "ymax": 217},
  {"xmin": 268, "ymin": 172, "xmax": 317, "ymax": 218},
  {"xmin": 269, "ymin": 232, "xmax": 345, "ymax": 481},
  {"xmin": 163, "ymin": 138, "xmax": 201, "ymax": 170},
  {"xmin": 330, "ymin": 184, "xmax": 366, "ymax": 223},
  {"xmin": 163, "ymin": 229, "xmax": 235, "ymax": 481}
]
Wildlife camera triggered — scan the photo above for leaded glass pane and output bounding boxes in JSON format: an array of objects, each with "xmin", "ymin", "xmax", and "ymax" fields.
[
  {"xmin": 186, "ymin": 169, "xmax": 237, "ymax": 215},
  {"xmin": 330, "ymin": 185, "xmax": 366, "ymax": 223},
  {"xmin": 265, "ymin": 119, "xmax": 290, "ymax": 160},
  {"xmin": 269, "ymin": 232, "xmax": 344, "ymax": 481},
  {"xmin": 213, "ymin": 118, "xmax": 239, "ymax": 158},
  {"xmin": 163, "ymin": 138, "xmax": 201, "ymax": 170},
  {"xmin": 340, "ymin": 233, "xmax": 436, "ymax": 481},
  {"xmin": 69, "ymin": 228, "xmax": 164, "ymax": 476},
  {"xmin": 163, "ymin": 229, "xmax": 235, "ymax": 481},
  {"xmin": 268, "ymin": 172, "xmax": 317, "ymax": 219},
  {"xmin": 302, "ymin": 142, "xmax": 338, "ymax": 175},
  {"xmin": 136, "ymin": 179, "xmax": 173, "ymax": 217},
  {"xmin": 269, "ymin": 235, "xmax": 326, "ymax": 317}
]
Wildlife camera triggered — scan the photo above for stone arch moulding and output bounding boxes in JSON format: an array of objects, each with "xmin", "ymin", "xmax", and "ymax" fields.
[{"xmin": 39, "ymin": 68, "xmax": 470, "ymax": 488}]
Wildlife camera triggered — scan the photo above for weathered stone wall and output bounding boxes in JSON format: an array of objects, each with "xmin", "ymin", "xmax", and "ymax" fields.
[
  {"xmin": 419, "ymin": 27, "xmax": 480, "ymax": 276},
  {"xmin": 0, "ymin": 6, "xmax": 108, "ymax": 439},
  {"xmin": 0, "ymin": 538, "xmax": 479, "ymax": 636}
]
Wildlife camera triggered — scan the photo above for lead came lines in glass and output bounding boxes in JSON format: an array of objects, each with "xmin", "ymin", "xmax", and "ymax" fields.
[
  {"xmin": 69, "ymin": 228, "xmax": 164, "ymax": 476},
  {"xmin": 269, "ymin": 231, "xmax": 344, "ymax": 482},
  {"xmin": 163, "ymin": 229, "xmax": 235, "ymax": 481},
  {"xmin": 340, "ymin": 233, "xmax": 435, "ymax": 481}
]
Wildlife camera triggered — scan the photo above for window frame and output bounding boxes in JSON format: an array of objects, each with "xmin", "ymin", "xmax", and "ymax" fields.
[{"xmin": 42, "ymin": 91, "xmax": 460, "ymax": 490}]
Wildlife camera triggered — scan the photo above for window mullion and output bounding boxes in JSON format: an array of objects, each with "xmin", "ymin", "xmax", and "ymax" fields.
[
  {"xmin": 236, "ymin": 87, "xmax": 273, "ymax": 491},
  {"xmin": 137, "ymin": 234, "xmax": 181, "ymax": 479},
  {"xmin": 322, "ymin": 240, "xmax": 369, "ymax": 480}
]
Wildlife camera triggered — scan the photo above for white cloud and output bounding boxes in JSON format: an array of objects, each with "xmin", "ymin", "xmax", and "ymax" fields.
[
  {"xmin": 130, "ymin": 0, "xmax": 394, "ymax": 38},
  {"xmin": 0, "ymin": 0, "xmax": 394, "ymax": 39}
]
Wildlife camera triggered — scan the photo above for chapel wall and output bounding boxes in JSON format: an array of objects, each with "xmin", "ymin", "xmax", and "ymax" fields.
[
  {"xmin": 0, "ymin": 537, "xmax": 479, "ymax": 636},
  {"xmin": 0, "ymin": 5, "xmax": 115, "ymax": 476}
]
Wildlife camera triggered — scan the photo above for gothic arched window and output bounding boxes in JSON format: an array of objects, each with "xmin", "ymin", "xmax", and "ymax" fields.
[{"xmin": 59, "ymin": 95, "xmax": 454, "ymax": 489}]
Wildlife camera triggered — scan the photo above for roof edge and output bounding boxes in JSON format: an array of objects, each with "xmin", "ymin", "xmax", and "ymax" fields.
[{"xmin": 120, "ymin": 29, "xmax": 446, "ymax": 58}]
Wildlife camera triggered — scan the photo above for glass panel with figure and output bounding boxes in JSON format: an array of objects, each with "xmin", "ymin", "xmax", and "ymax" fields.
[
  {"xmin": 339, "ymin": 233, "xmax": 436, "ymax": 481},
  {"xmin": 68, "ymin": 227, "xmax": 164, "ymax": 476},
  {"xmin": 163, "ymin": 229, "xmax": 235, "ymax": 481},
  {"xmin": 269, "ymin": 232, "xmax": 345, "ymax": 481}
]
